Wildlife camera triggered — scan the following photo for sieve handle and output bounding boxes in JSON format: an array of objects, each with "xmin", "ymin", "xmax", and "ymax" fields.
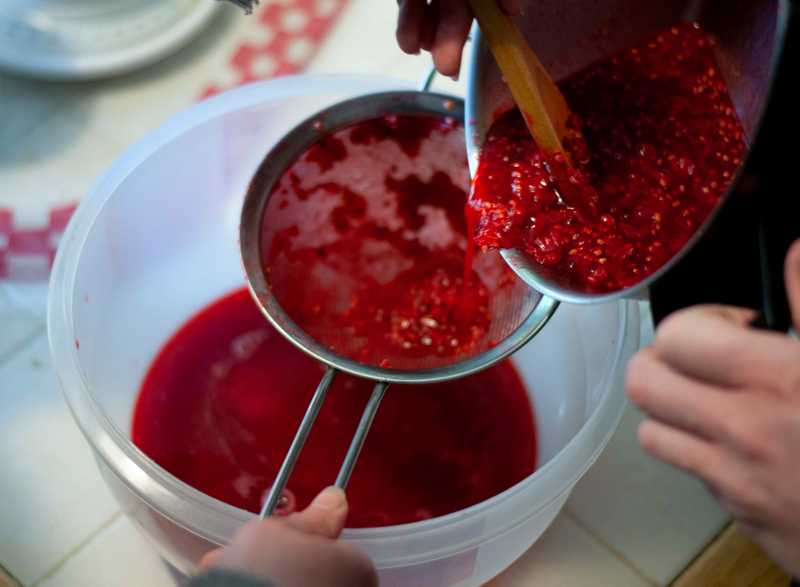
[
  {"xmin": 335, "ymin": 382, "xmax": 390, "ymax": 489},
  {"xmin": 260, "ymin": 367, "xmax": 337, "ymax": 518},
  {"xmin": 418, "ymin": 65, "xmax": 437, "ymax": 92}
]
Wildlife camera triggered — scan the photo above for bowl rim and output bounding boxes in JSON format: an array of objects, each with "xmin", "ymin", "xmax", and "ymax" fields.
[{"xmin": 47, "ymin": 73, "xmax": 638, "ymax": 565}]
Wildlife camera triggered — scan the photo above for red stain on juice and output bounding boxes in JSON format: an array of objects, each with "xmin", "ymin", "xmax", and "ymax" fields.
[
  {"xmin": 349, "ymin": 114, "xmax": 456, "ymax": 158},
  {"xmin": 132, "ymin": 289, "xmax": 536, "ymax": 527},
  {"xmin": 385, "ymin": 171, "xmax": 467, "ymax": 233},
  {"xmin": 329, "ymin": 187, "xmax": 368, "ymax": 233},
  {"xmin": 304, "ymin": 135, "xmax": 348, "ymax": 172},
  {"xmin": 470, "ymin": 23, "xmax": 746, "ymax": 292}
]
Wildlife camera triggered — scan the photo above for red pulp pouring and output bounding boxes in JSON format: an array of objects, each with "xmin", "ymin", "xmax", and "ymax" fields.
[{"xmin": 469, "ymin": 23, "xmax": 747, "ymax": 293}]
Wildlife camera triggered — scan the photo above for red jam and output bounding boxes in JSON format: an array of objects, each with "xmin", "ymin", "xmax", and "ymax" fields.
[
  {"xmin": 132, "ymin": 288, "xmax": 537, "ymax": 527},
  {"xmin": 469, "ymin": 23, "xmax": 746, "ymax": 292},
  {"xmin": 261, "ymin": 113, "xmax": 523, "ymax": 369}
]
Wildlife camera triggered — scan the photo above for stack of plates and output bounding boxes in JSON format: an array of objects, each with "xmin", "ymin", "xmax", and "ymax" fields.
[{"xmin": 0, "ymin": 0, "xmax": 219, "ymax": 80}]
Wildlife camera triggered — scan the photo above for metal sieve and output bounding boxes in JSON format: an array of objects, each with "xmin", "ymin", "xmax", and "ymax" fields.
[{"xmin": 240, "ymin": 73, "xmax": 558, "ymax": 518}]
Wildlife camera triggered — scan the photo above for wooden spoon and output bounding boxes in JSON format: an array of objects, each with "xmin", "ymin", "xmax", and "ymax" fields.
[{"xmin": 467, "ymin": 0, "xmax": 570, "ymax": 156}]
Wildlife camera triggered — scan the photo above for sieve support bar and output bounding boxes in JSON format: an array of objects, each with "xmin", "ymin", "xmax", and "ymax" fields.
[
  {"xmin": 260, "ymin": 367, "xmax": 337, "ymax": 518},
  {"xmin": 335, "ymin": 381, "xmax": 390, "ymax": 489},
  {"xmin": 418, "ymin": 65, "xmax": 437, "ymax": 92}
]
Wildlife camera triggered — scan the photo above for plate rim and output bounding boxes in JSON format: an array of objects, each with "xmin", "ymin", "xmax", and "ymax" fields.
[{"xmin": 0, "ymin": 0, "xmax": 221, "ymax": 80}]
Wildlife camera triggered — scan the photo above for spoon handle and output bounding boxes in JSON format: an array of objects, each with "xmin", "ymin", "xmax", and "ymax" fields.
[{"xmin": 467, "ymin": 0, "xmax": 569, "ymax": 156}]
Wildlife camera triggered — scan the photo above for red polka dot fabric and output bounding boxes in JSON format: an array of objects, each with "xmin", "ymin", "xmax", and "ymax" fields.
[
  {"xmin": 200, "ymin": 0, "xmax": 347, "ymax": 97},
  {"xmin": 0, "ymin": 205, "xmax": 75, "ymax": 280}
]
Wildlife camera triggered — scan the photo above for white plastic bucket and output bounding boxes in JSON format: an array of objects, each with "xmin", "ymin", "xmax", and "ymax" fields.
[{"xmin": 48, "ymin": 74, "xmax": 639, "ymax": 587}]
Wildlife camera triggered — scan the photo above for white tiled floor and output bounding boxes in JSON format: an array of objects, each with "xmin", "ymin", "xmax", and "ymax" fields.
[
  {"xmin": 37, "ymin": 515, "xmax": 173, "ymax": 587},
  {"xmin": 562, "ymin": 302, "xmax": 730, "ymax": 585},
  {"xmin": 0, "ymin": 337, "xmax": 119, "ymax": 585},
  {"xmin": 566, "ymin": 406, "xmax": 729, "ymax": 585},
  {"xmin": 487, "ymin": 515, "xmax": 654, "ymax": 587},
  {"xmin": 0, "ymin": 0, "xmax": 730, "ymax": 585}
]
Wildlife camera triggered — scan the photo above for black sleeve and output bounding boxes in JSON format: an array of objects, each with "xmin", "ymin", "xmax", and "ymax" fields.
[{"xmin": 188, "ymin": 569, "xmax": 277, "ymax": 587}]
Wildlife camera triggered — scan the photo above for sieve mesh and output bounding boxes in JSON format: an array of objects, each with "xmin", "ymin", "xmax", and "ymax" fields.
[
  {"xmin": 241, "ymin": 92, "xmax": 556, "ymax": 382},
  {"xmin": 239, "ymin": 90, "xmax": 558, "ymax": 517},
  {"xmin": 241, "ymin": 92, "xmax": 556, "ymax": 383}
]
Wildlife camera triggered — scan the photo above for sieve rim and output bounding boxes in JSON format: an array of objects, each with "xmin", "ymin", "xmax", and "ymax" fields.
[{"xmin": 240, "ymin": 90, "xmax": 559, "ymax": 384}]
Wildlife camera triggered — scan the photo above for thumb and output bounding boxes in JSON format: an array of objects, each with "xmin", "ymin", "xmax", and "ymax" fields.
[
  {"xmin": 286, "ymin": 486, "xmax": 348, "ymax": 539},
  {"xmin": 784, "ymin": 239, "xmax": 800, "ymax": 333}
]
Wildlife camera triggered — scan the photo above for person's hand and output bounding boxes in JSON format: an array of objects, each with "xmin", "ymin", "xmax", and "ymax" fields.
[
  {"xmin": 396, "ymin": 0, "xmax": 522, "ymax": 77},
  {"xmin": 626, "ymin": 240, "xmax": 800, "ymax": 577},
  {"xmin": 200, "ymin": 487, "xmax": 378, "ymax": 587}
]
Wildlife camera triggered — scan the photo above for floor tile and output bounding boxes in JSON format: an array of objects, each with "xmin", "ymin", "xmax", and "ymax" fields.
[
  {"xmin": 566, "ymin": 405, "xmax": 729, "ymax": 585},
  {"xmin": 638, "ymin": 301, "xmax": 655, "ymax": 345},
  {"xmin": 487, "ymin": 514, "xmax": 653, "ymax": 587},
  {"xmin": 36, "ymin": 516, "xmax": 174, "ymax": 587},
  {"xmin": 0, "ymin": 335, "xmax": 119, "ymax": 585}
]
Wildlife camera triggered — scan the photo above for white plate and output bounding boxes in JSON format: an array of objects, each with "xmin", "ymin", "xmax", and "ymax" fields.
[{"xmin": 0, "ymin": 0, "xmax": 220, "ymax": 80}]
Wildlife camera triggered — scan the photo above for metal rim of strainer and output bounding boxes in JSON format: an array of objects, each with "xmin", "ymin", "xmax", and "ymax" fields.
[
  {"xmin": 241, "ymin": 85, "xmax": 559, "ymax": 518},
  {"xmin": 240, "ymin": 89, "xmax": 559, "ymax": 386}
]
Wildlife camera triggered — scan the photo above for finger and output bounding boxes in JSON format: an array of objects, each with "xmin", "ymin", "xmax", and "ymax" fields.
[
  {"xmin": 286, "ymin": 486, "xmax": 348, "ymax": 539},
  {"xmin": 708, "ymin": 389, "xmax": 792, "ymax": 461},
  {"xmin": 784, "ymin": 238, "xmax": 800, "ymax": 333},
  {"xmin": 396, "ymin": 0, "xmax": 427, "ymax": 55},
  {"xmin": 717, "ymin": 496, "xmax": 770, "ymax": 527},
  {"xmin": 711, "ymin": 457, "xmax": 773, "ymax": 526},
  {"xmin": 654, "ymin": 304, "xmax": 800, "ymax": 393},
  {"xmin": 199, "ymin": 548, "xmax": 220, "ymax": 569},
  {"xmin": 638, "ymin": 418, "xmax": 726, "ymax": 481},
  {"xmin": 420, "ymin": 0, "xmax": 438, "ymax": 51},
  {"xmin": 263, "ymin": 487, "xmax": 297, "ymax": 516},
  {"xmin": 498, "ymin": 0, "xmax": 523, "ymax": 14},
  {"xmin": 639, "ymin": 418, "xmax": 774, "ymax": 521},
  {"xmin": 431, "ymin": 0, "xmax": 472, "ymax": 77},
  {"xmin": 630, "ymin": 360, "xmax": 789, "ymax": 461},
  {"xmin": 738, "ymin": 522, "xmax": 800, "ymax": 577},
  {"xmin": 313, "ymin": 543, "xmax": 379, "ymax": 587},
  {"xmin": 627, "ymin": 347, "xmax": 733, "ymax": 440}
]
